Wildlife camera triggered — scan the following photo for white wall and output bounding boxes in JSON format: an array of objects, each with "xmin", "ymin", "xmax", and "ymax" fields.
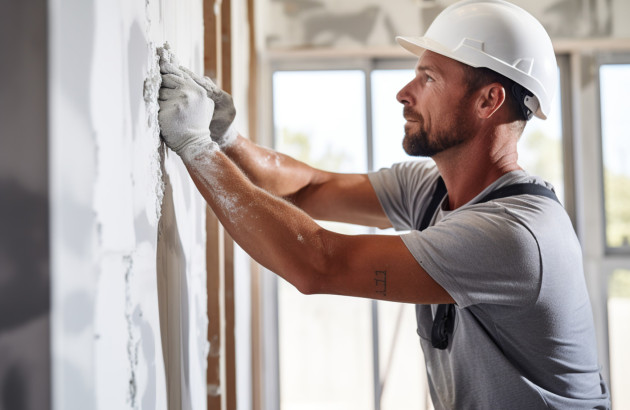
[{"xmin": 48, "ymin": 0, "xmax": 208, "ymax": 409}]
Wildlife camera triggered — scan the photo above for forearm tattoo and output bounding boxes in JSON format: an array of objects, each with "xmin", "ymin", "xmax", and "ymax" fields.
[{"xmin": 375, "ymin": 270, "xmax": 387, "ymax": 297}]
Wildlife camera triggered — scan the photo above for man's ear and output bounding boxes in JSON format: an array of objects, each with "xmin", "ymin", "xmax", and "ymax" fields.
[{"xmin": 475, "ymin": 83, "xmax": 506, "ymax": 119}]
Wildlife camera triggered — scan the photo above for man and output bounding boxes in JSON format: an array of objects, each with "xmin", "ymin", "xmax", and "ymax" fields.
[{"xmin": 157, "ymin": 0, "xmax": 610, "ymax": 408}]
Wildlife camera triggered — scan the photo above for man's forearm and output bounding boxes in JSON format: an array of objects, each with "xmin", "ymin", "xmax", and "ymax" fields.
[
  {"xmin": 182, "ymin": 147, "xmax": 452, "ymax": 304},
  {"xmin": 183, "ymin": 147, "xmax": 330, "ymax": 292},
  {"xmin": 223, "ymin": 134, "xmax": 322, "ymax": 199}
]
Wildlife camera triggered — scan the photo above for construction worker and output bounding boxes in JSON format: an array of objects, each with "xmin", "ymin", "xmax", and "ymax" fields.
[{"xmin": 157, "ymin": 0, "xmax": 610, "ymax": 408}]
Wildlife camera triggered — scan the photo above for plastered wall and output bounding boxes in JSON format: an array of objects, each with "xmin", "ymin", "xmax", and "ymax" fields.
[{"xmin": 44, "ymin": 0, "xmax": 207, "ymax": 409}]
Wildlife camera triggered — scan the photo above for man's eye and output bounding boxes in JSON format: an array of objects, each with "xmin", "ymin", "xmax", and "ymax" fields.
[{"xmin": 426, "ymin": 75, "xmax": 434, "ymax": 82}]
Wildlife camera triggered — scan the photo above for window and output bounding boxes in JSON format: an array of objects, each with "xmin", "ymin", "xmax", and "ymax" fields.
[
  {"xmin": 371, "ymin": 69, "xmax": 415, "ymax": 170},
  {"xmin": 598, "ymin": 54, "xmax": 630, "ymax": 407},
  {"xmin": 608, "ymin": 269, "xmax": 630, "ymax": 408},
  {"xmin": 518, "ymin": 68, "xmax": 565, "ymax": 203},
  {"xmin": 273, "ymin": 70, "xmax": 374, "ymax": 410},
  {"xmin": 599, "ymin": 61, "xmax": 630, "ymax": 252}
]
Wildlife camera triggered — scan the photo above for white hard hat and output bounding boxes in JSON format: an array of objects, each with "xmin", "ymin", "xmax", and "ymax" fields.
[{"xmin": 397, "ymin": 0, "xmax": 557, "ymax": 120}]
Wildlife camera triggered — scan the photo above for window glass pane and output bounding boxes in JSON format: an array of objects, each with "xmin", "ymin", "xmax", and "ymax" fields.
[
  {"xmin": 371, "ymin": 69, "xmax": 415, "ymax": 171},
  {"xmin": 273, "ymin": 70, "xmax": 373, "ymax": 410},
  {"xmin": 600, "ymin": 64, "xmax": 630, "ymax": 249},
  {"xmin": 608, "ymin": 269, "xmax": 630, "ymax": 408},
  {"xmin": 377, "ymin": 301, "xmax": 432, "ymax": 410},
  {"xmin": 518, "ymin": 69, "xmax": 564, "ymax": 203},
  {"xmin": 273, "ymin": 70, "xmax": 367, "ymax": 173}
]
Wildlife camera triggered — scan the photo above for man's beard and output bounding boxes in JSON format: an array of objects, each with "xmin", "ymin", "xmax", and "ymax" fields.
[{"xmin": 402, "ymin": 107, "xmax": 471, "ymax": 157}]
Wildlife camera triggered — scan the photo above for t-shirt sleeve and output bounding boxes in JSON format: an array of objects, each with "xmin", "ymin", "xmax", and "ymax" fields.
[
  {"xmin": 368, "ymin": 160, "xmax": 440, "ymax": 231},
  {"xmin": 401, "ymin": 204, "xmax": 542, "ymax": 308}
]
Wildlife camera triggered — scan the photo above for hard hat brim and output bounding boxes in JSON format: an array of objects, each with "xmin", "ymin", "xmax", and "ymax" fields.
[{"xmin": 396, "ymin": 36, "xmax": 478, "ymax": 70}]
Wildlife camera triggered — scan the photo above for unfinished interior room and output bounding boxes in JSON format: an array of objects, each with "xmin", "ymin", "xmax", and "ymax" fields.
[{"xmin": 1, "ymin": 0, "xmax": 629, "ymax": 409}]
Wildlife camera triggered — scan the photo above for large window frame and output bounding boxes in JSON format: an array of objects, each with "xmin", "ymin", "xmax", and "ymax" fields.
[
  {"xmin": 594, "ymin": 52, "xmax": 630, "ymax": 408},
  {"xmin": 596, "ymin": 52, "xmax": 630, "ymax": 256},
  {"xmin": 260, "ymin": 52, "xmax": 576, "ymax": 410}
]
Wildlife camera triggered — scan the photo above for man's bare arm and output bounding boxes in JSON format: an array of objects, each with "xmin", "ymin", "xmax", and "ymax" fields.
[
  {"xmin": 185, "ymin": 148, "xmax": 453, "ymax": 304},
  {"xmin": 156, "ymin": 56, "xmax": 442, "ymax": 301},
  {"xmin": 224, "ymin": 135, "xmax": 392, "ymax": 229},
  {"xmin": 173, "ymin": 60, "xmax": 390, "ymax": 228}
]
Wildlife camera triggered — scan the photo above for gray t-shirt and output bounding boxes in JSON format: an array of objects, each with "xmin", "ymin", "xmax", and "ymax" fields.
[{"xmin": 368, "ymin": 160, "xmax": 610, "ymax": 410}]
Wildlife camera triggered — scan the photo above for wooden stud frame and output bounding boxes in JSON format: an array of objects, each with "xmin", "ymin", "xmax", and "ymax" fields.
[{"xmin": 204, "ymin": 1, "xmax": 237, "ymax": 409}]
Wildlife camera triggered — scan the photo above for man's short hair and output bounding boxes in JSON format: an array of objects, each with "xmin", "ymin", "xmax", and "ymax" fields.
[{"xmin": 461, "ymin": 64, "xmax": 529, "ymax": 129}]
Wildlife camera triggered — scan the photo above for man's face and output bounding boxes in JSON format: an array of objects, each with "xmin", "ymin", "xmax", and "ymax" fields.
[{"xmin": 396, "ymin": 51, "xmax": 476, "ymax": 157}]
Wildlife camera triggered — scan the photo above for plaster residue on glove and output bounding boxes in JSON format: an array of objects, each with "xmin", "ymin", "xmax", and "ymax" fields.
[
  {"xmin": 155, "ymin": 43, "xmax": 238, "ymax": 148},
  {"xmin": 177, "ymin": 66, "xmax": 238, "ymax": 147},
  {"xmin": 156, "ymin": 42, "xmax": 179, "ymax": 71}
]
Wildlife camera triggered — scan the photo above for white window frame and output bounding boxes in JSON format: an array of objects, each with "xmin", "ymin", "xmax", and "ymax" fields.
[{"xmin": 593, "ymin": 52, "xmax": 630, "ymax": 403}]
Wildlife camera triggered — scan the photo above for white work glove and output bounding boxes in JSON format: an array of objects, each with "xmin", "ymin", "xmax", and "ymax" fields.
[
  {"xmin": 180, "ymin": 67, "xmax": 239, "ymax": 148},
  {"xmin": 158, "ymin": 52, "xmax": 218, "ymax": 159}
]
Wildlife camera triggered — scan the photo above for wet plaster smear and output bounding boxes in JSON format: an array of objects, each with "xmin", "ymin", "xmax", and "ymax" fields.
[{"xmin": 49, "ymin": 0, "xmax": 207, "ymax": 409}]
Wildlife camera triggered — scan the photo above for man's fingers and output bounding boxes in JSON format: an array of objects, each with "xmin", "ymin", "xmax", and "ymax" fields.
[
  {"xmin": 179, "ymin": 66, "xmax": 203, "ymax": 84},
  {"xmin": 160, "ymin": 59, "xmax": 184, "ymax": 76},
  {"xmin": 161, "ymin": 74, "xmax": 184, "ymax": 89},
  {"xmin": 180, "ymin": 66, "xmax": 220, "ymax": 94},
  {"xmin": 158, "ymin": 87, "xmax": 180, "ymax": 101},
  {"xmin": 180, "ymin": 66, "xmax": 205, "ymax": 84}
]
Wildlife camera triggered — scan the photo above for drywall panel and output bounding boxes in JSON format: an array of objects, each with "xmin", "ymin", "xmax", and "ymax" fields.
[{"xmin": 49, "ymin": 0, "xmax": 207, "ymax": 409}]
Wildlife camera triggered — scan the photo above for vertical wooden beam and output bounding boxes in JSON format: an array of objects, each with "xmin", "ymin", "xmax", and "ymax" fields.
[
  {"xmin": 204, "ymin": 2, "xmax": 222, "ymax": 406},
  {"xmin": 204, "ymin": 1, "xmax": 236, "ymax": 409},
  {"xmin": 217, "ymin": 2, "xmax": 237, "ymax": 409},
  {"xmin": 206, "ymin": 208, "xmax": 223, "ymax": 410},
  {"xmin": 245, "ymin": 1, "xmax": 264, "ymax": 409}
]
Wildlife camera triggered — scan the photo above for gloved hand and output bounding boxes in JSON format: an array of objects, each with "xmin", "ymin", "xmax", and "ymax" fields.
[
  {"xmin": 158, "ymin": 52, "xmax": 218, "ymax": 160},
  {"xmin": 180, "ymin": 67, "xmax": 238, "ymax": 148}
]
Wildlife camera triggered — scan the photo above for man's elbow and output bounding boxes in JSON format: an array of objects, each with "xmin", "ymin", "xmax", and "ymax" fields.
[{"xmin": 285, "ymin": 230, "xmax": 338, "ymax": 296}]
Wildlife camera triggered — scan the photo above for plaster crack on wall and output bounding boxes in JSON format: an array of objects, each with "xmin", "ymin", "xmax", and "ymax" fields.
[{"xmin": 124, "ymin": 254, "xmax": 141, "ymax": 409}]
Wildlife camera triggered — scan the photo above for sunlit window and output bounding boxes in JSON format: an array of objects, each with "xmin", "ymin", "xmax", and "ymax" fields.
[
  {"xmin": 517, "ymin": 69, "xmax": 564, "ymax": 203},
  {"xmin": 371, "ymin": 69, "xmax": 416, "ymax": 170},
  {"xmin": 273, "ymin": 70, "xmax": 374, "ymax": 410},
  {"xmin": 600, "ymin": 64, "xmax": 630, "ymax": 251},
  {"xmin": 608, "ymin": 269, "xmax": 630, "ymax": 408}
]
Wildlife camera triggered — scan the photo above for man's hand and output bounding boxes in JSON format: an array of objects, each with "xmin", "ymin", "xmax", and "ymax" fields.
[
  {"xmin": 180, "ymin": 67, "xmax": 238, "ymax": 148},
  {"xmin": 158, "ymin": 58, "xmax": 218, "ymax": 159}
]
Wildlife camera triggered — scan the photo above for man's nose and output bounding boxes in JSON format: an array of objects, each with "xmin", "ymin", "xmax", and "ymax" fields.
[{"xmin": 396, "ymin": 80, "xmax": 414, "ymax": 105}]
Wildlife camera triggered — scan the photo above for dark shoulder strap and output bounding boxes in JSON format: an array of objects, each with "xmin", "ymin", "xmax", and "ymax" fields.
[
  {"xmin": 419, "ymin": 176, "xmax": 560, "ymax": 232},
  {"xmin": 478, "ymin": 182, "xmax": 560, "ymax": 204},
  {"xmin": 419, "ymin": 176, "xmax": 447, "ymax": 231},
  {"xmin": 422, "ymin": 176, "xmax": 561, "ymax": 351}
]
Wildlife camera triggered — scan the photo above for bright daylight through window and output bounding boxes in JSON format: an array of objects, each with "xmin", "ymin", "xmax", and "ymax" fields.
[{"xmin": 600, "ymin": 64, "xmax": 630, "ymax": 251}]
